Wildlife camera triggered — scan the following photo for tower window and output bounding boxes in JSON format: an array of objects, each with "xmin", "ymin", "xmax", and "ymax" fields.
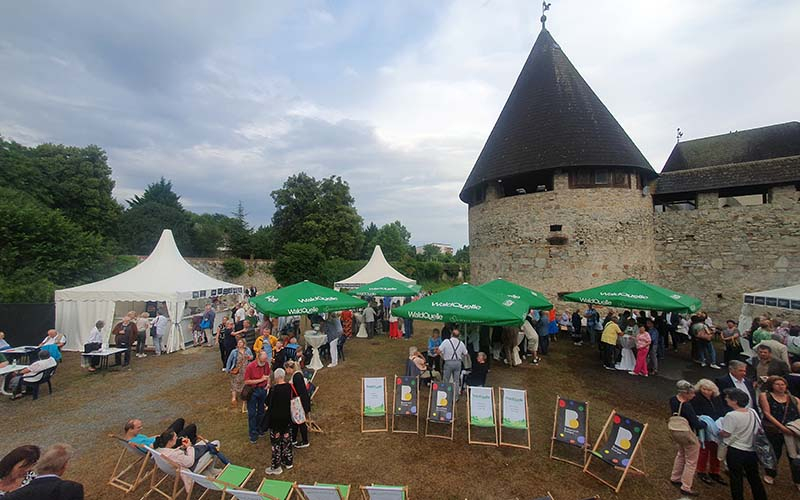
[
  {"xmin": 549, "ymin": 224, "xmax": 562, "ymax": 232},
  {"xmin": 594, "ymin": 169, "xmax": 610, "ymax": 184},
  {"xmin": 569, "ymin": 168, "xmax": 633, "ymax": 189}
]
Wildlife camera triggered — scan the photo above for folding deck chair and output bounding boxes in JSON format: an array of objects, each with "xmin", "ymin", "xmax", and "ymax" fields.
[
  {"xmin": 360, "ymin": 484, "xmax": 408, "ymax": 499},
  {"xmin": 227, "ymin": 479, "xmax": 297, "ymax": 500},
  {"xmin": 108, "ymin": 435, "xmax": 153, "ymax": 493},
  {"xmin": 182, "ymin": 462, "xmax": 255, "ymax": 500},
  {"xmin": 296, "ymin": 482, "xmax": 351, "ymax": 499},
  {"xmin": 139, "ymin": 446, "xmax": 216, "ymax": 500}
]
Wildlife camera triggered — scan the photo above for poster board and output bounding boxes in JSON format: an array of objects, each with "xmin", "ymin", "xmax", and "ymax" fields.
[
  {"xmin": 583, "ymin": 409, "xmax": 648, "ymax": 493},
  {"xmin": 391, "ymin": 375, "xmax": 419, "ymax": 434},
  {"xmin": 467, "ymin": 386, "xmax": 498, "ymax": 446},
  {"xmin": 550, "ymin": 396, "xmax": 590, "ymax": 467},
  {"xmin": 499, "ymin": 388, "xmax": 530, "ymax": 449},
  {"xmin": 361, "ymin": 377, "xmax": 388, "ymax": 433},
  {"xmin": 425, "ymin": 381, "xmax": 455, "ymax": 440}
]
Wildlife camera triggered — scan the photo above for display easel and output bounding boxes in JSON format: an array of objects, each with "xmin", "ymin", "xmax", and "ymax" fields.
[
  {"xmin": 361, "ymin": 377, "xmax": 388, "ymax": 433},
  {"xmin": 467, "ymin": 386, "xmax": 498, "ymax": 446},
  {"xmin": 550, "ymin": 395, "xmax": 590, "ymax": 468},
  {"xmin": 391, "ymin": 375, "xmax": 419, "ymax": 434},
  {"xmin": 424, "ymin": 389, "xmax": 455, "ymax": 440},
  {"xmin": 499, "ymin": 388, "xmax": 530, "ymax": 450},
  {"xmin": 583, "ymin": 410, "xmax": 648, "ymax": 493}
]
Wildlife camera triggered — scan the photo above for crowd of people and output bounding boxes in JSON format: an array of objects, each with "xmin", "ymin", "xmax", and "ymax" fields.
[{"xmin": 0, "ymin": 444, "xmax": 83, "ymax": 499}]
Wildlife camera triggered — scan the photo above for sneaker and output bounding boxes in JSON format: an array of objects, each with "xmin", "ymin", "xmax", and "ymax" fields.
[
  {"xmin": 265, "ymin": 466, "xmax": 283, "ymax": 475},
  {"xmin": 294, "ymin": 442, "xmax": 309, "ymax": 448},
  {"xmin": 327, "ymin": 363, "xmax": 337, "ymax": 368},
  {"xmin": 628, "ymin": 371, "xmax": 637, "ymax": 375},
  {"xmin": 283, "ymin": 463, "xmax": 294, "ymax": 470},
  {"xmin": 680, "ymin": 489, "xmax": 699, "ymax": 497},
  {"xmin": 700, "ymin": 362, "xmax": 707, "ymax": 367},
  {"xmin": 249, "ymin": 438, "xmax": 257, "ymax": 444},
  {"xmin": 710, "ymin": 364, "xmax": 721, "ymax": 369},
  {"xmin": 709, "ymin": 474, "xmax": 727, "ymax": 485},
  {"xmin": 140, "ymin": 353, "xmax": 147, "ymax": 358},
  {"xmin": 763, "ymin": 475, "xmax": 774, "ymax": 485}
]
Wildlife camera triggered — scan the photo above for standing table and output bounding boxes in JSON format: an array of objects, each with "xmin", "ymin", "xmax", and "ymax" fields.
[
  {"xmin": 355, "ymin": 313, "xmax": 368, "ymax": 338},
  {"xmin": 81, "ymin": 347, "xmax": 128, "ymax": 370},
  {"xmin": 3, "ymin": 346, "xmax": 40, "ymax": 365},
  {"xmin": 0, "ymin": 363, "xmax": 29, "ymax": 396},
  {"xmin": 304, "ymin": 331, "xmax": 328, "ymax": 371}
]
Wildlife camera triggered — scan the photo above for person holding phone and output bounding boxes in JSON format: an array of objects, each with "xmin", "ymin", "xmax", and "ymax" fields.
[{"xmin": 155, "ymin": 430, "xmax": 228, "ymax": 470}]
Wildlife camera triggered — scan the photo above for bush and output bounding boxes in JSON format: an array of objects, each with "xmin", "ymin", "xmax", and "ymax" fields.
[
  {"xmin": 223, "ymin": 258, "xmax": 246, "ymax": 278},
  {"xmin": 272, "ymin": 243, "xmax": 326, "ymax": 286}
]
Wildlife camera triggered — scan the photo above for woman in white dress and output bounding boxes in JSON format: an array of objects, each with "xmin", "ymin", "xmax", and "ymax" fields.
[{"xmin": 616, "ymin": 318, "xmax": 637, "ymax": 371}]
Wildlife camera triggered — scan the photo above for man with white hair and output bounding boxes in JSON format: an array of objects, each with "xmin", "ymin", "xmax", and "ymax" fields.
[
  {"xmin": 4, "ymin": 444, "xmax": 83, "ymax": 499},
  {"xmin": 151, "ymin": 309, "xmax": 169, "ymax": 356}
]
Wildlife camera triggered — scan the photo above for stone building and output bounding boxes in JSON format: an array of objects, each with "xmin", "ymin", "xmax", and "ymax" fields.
[{"xmin": 461, "ymin": 24, "xmax": 800, "ymax": 320}]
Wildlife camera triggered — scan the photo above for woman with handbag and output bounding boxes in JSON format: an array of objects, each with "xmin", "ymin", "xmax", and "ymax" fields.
[
  {"xmin": 691, "ymin": 379, "xmax": 727, "ymax": 486},
  {"xmin": 284, "ymin": 360, "xmax": 310, "ymax": 448},
  {"xmin": 668, "ymin": 380, "xmax": 706, "ymax": 496},
  {"xmin": 265, "ymin": 368, "xmax": 294, "ymax": 475},
  {"xmin": 759, "ymin": 375, "xmax": 800, "ymax": 489},
  {"xmin": 226, "ymin": 338, "xmax": 253, "ymax": 409},
  {"xmin": 720, "ymin": 388, "xmax": 768, "ymax": 500},
  {"xmin": 722, "ymin": 320, "xmax": 743, "ymax": 367}
]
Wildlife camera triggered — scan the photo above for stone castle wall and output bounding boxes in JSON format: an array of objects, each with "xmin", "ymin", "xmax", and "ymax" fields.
[
  {"xmin": 135, "ymin": 256, "xmax": 278, "ymax": 294},
  {"xmin": 654, "ymin": 185, "xmax": 800, "ymax": 321},
  {"xmin": 469, "ymin": 170, "xmax": 656, "ymax": 310}
]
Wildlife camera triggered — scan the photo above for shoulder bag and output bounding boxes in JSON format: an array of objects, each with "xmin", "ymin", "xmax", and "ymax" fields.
[
  {"xmin": 752, "ymin": 410, "xmax": 778, "ymax": 470},
  {"xmin": 668, "ymin": 401, "xmax": 698, "ymax": 446},
  {"xmin": 290, "ymin": 383, "xmax": 307, "ymax": 424},
  {"xmin": 240, "ymin": 383, "xmax": 254, "ymax": 401}
]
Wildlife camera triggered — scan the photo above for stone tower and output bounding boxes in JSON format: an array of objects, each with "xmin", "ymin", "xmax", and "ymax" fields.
[{"xmin": 460, "ymin": 26, "xmax": 658, "ymax": 300}]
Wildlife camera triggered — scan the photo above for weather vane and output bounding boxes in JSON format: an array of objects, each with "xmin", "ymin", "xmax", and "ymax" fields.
[
  {"xmin": 676, "ymin": 128, "xmax": 684, "ymax": 143},
  {"xmin": 541, "ymin": 1, "xmax": 551, "ymax": 29}
]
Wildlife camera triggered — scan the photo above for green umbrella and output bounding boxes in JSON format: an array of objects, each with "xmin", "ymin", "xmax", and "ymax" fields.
[
  {"xmin": 562, "ymin": 278, "xmax": 701, "ymax": 313},
  {"xmin": 249, "ymin": 280, "xmax": 367, "ymax": 316},
  {"xmin": 349, "ymin": 277, "xmax": 420, "ymax": 297},
  {"xmin": 393, "ymin": 283, "xmax": 526, "ymax": 326},
  {"xmin": 479, "ymin": 278, "xmax": 553, "ymax": 311}
]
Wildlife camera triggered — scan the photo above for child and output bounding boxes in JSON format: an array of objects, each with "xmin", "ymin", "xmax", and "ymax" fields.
[
  {"xmin": 427, "ymin": 329, "xmax": 442, "ymax": 372},
  {"xmin": 630, "ymin": 325, "xmax": 651, "ymax": 377}
]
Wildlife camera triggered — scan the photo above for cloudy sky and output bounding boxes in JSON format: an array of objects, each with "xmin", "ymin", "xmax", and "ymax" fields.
[{"xmin": 2, "ymin": 1, "xmax": 799, "ymax": 247}]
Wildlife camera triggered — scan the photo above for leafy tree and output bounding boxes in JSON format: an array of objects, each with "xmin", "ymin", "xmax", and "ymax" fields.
[
  {"xmin": 454, "ymin": 245, "xmax": 470, "ymax": 263},
  {"xmin": 272, "ymin": 243, "xmax": 327, "ymax": 286},
  {"xmin": 271, "ymin": 173, "xmax": 364, "ymax": 259},
  {"xmin": 0, "ymin": 137, "xmax": 122, "ymax": 238},
  {"xmin": 227, "ymin": 201, "xmax": 253, "ymax": 258},
  {"xmin": 189, "ymin": 213, "xmax": 228, "ymax": 257},
  {"xmin": 373, "ymin": 221, "xmax": 412, "ymax": 261},
  {"xmin": 420, "ymin": 243, "xmax": 442, "ymax": 261},
  {"xmin": 119, "ymin": 202, "xmax": 193, "ymax": 255},
  {"xmin": 127, "ymin": 177, "xmax": 183, "ymax": 210},
  {"xmin": 361, "ymin": 222, "xmax": 379, "ymax": 258},
  {"xmin": 251, "ymin": 225, "xmax": 275, "ymax": 259}
]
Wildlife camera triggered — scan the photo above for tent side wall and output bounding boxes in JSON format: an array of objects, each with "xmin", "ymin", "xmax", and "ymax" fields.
[{"xmin": 56, "ymin": 300, "xmax": 116, "ymax": 351}]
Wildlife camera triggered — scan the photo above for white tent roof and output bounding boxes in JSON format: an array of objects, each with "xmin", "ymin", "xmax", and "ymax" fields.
[
  {"xmin": 334, "ymin": 245, "xmax": 416, "ymax": 289},
  {"xmin": 743, "ymin": 284, "xmax": 800, "ymax": 310},
  {"xmin": 55, "ymin": 229, "xmax": 244, "ymax": 302}
]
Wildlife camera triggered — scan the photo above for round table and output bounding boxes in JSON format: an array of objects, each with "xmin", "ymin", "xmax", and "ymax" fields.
[
  {"xmin": 304, "ymin": 331, "xmax": 328, "ymax": 371},
  {"xmin": 354, "ymin": 313, "xmax": 368, "ymax": 338}
]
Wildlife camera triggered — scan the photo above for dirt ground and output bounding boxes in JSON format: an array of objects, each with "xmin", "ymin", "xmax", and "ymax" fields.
[{"xmin": 1, "ymin": 322, "xmax": 797, "ymax": 500}]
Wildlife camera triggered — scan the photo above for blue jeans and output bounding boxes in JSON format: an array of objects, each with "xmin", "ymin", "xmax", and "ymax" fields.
[
  {"xmin": 247, "ymin": 387, "xmax": 267, "ymax": 441},
  {"xmin": 403, "ymin": 318, "xmax": 413, "ymax": 338},
  {"xmin": 698, "ymin": 341, "xmax": 716, "ymax": 365}
]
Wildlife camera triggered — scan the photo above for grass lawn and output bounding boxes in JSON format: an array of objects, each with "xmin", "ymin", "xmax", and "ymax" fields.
[{"xmin": 1, "ymin": 322, "xmax": 796, "ymax": 499}]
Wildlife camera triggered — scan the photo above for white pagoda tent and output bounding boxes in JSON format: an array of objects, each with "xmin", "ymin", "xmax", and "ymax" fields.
[
  {"xmin": 334, "ymin": 245, "xmax": 416, "ymax": 290},
  {"xmin": 55, "ymin": 229, "xmax": 244, "ymax": 353},
  {"xmin": 740, "ymin": 283, "xmax": 800, "ymax": 329}
]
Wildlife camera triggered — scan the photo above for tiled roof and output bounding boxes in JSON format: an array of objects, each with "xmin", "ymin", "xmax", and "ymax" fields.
[
  {"xmin": 460, "ymin": 29, "xmax": 653, "ymax": 202},
  {"xmin": 662, "ymin": 122, "xmax": 800, "ymax": 173},
  {"xmin": 654, "ymin": 155, "xmax": 800, "ymax": 195}
]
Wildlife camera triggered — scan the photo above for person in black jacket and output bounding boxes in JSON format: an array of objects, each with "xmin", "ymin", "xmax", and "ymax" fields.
[
  {"xmin": 691, "ymin": 379, "xmax": 728, "ymax": 486},
  {"xmin": 264, "ymin": 368, "xmax": 293, "ymax": 475},
  {"xmin": 5, "ymin": 444, "xmax": 83, "ymax": 500},
  {"xmin": 715, "ymin": 360, "xmax": 757, "ymax": 412},
  {"xmin": 669, "ymin": 380, "xmax": 706, "ymax": 497},
  {"xmin": 284, "ymin": 361, "xmax": 310, "ymax": 448}
]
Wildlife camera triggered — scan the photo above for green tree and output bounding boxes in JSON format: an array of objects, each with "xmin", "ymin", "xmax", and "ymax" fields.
[
  {"xmin": 127, "ymin": 177, "xmax": 183, "ymax": 209},
  {"xmin": 251, "ymin": 225, "xmax": 275, "ymax": 259},
  {"xmin": 373, "ymin": 221, "xmax": 412, "ymax": 261},
  {"xmin": 119, "ymin": 202, "xmax": 193, "ymax": 255},
  {"xmin": 227, "ymin": 201, "xmax": 253, "ymax": 258},
  {"xmin": 454, "ymin": 245, "xmax": 470, "ymax": 263},
  {"xmin": 271, "ymin": 173, "xmax": 364, "ymax": 259},
  {"xmin": 420, "ymin": 243, "xmax": 442, "ymax": 261},
  {"xmin": 0, "ymin": 137, "xmax": 122, "ymax": 238},
  {"xmin": 361, "ymin": 222, "xmax": 379, "ymax": 258},
  {"xmin": 272, "ymin": 243, "xmax": 327, "ymax": 286},
  {"xmin": 189, "ymin": 213, "xmax": 228, "ymax": 257}
]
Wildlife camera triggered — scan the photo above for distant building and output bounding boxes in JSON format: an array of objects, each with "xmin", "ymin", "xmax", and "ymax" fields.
[{"xmin": 416, "ymin": 243, "xmax": 455, "ymax": 256}]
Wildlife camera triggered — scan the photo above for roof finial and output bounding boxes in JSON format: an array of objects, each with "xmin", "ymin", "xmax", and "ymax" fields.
[
  {"xmin": 541, "ymin": 1, "xmax": 551, "ymax": 30},
  {"xmin": 676, "ymin": 127, "xmax": 684, "ymax": 143}
]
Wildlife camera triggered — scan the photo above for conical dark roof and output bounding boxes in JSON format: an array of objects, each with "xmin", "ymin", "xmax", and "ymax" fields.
[{"xmin": 460, "ymin": 29, "xmax": 654, "ymax": 202}]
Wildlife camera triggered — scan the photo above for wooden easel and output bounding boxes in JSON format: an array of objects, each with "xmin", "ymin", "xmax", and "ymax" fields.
[
  {"xmin": 391, "ymin": 375, "xmax": 420, "ymax": 434},
  {"xmin": 424, "ymin": 388, "xmax": 455, "ymax": 440},
  {"xmin": 498, "ymin": 388, "xmax": 531, "ymax": 450},
  {"xmin": 467, "ymin": 386, "xmax": 498, "ymax": 446},
  {"xmin": 360, "ymin": 377, "xmax": 388, "ymax": 433},
  {"xmin": 583, "ymin": 410, "xmax": 648, "ymax": 493},
  {"xmin": 549, "ymin": 395, "xmax": 590, "ymax": 467}
]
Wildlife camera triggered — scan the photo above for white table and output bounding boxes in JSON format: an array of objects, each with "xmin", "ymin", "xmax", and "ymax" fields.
[
  {"xmin": 0, "ymin": 364, "xmax": 29, "ymax": 396},
  {"xmin": 355, "ymin": 313, "xmax": 368, "ymax": 338},
  {"xmin": 3, "ymin": 346, "xmax": 39, "ymax": 365},
  {"xmin": 81, "ymin": 347, "xmax": 127, "ymax": 370},
  {"xmin": 304, "ymin": 332, "xmax": 328, "ymax": 371}
]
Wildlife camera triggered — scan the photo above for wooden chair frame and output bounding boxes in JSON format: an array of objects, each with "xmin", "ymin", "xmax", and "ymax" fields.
[
  {"xmin": 361, "ymin": 377, "xmax": 388, "ymax": 433},
  {"xmin": 139, "ymin": 448, "xmax": 185, "ymax": 500},
  {"xmin": 498, "ymin": 388, "xmax": 531, "ymax": 450},
  {"xmin": 359, "ymin": 484, "xmax": 408, "ymax": 499},
  {"xmin": 466, "ymin": 386, "xmax": 498, "ymax": 446},
  {"xmin": 549, "ymin": 395, "xmax": 590, "ymax": 468},
  {"xmin": 391, "ymin": 375, "xmax": 419, "ymax": 434},
  {"xmin": 183, "ymin": 463, "xmax": 256, "ymax": 500},
  {"xmin": 296, "ymin": 482, "xmax": 351, "ymax": 499},
  {"xmin": 108, "ymin": 434, "xmax": 154, "ymax": 493},
  {"xmin": 424, "ymin": 385, "xmax": 455, "ymax": 441},
  {"xmin": 582, "ymin": 410, "xmax": 648, "ymax": 493},
  {"xmin": 227, "ymin": 479, "xmax": 298, "ymax": 500}
]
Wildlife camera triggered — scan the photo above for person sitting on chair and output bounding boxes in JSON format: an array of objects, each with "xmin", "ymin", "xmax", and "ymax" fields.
[
  {"xmin": 0, "ymin": 331, "xmax": 10, "ymax": 351},
  {"xmin": 123, "ymin": 418, "xmax": 199, "ymax": 449},
  {"xmin": 465, "ymin": 352, "xmax": 489, "ymax": 387},
  {"xmin": 37, "ymin": 329, "xmax": 66, "ymax": 349},
  {"xmin": 155, "ymin": 430, "xmax": 228, "ymax": 470},
  {"xmin": 9, "ymin": 350, "xmax": 57, "ymax": 400}
]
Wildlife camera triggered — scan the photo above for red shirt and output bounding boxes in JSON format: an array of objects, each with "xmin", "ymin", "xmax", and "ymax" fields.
[{"xmin": 244, "ymin": 360, "xmax": 271, "ymax": 389}]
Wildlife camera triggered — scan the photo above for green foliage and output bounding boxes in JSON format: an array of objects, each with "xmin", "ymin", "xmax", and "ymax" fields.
[
  {"xmin": 272, "ymin": 243, "xmax": 327, "ymax": 286},
  {"xmin": 189, "ymin": 213, "xmax": 228, "ymax": 257},
  {"xmin": 108, "ymin": 255, "xmax": 139, "ymax": 275},
  {"xmin": 0, "ymin": 137, "xmax": 122, "ymax": 238},
  {"xmin": 271, "ymin": 173, "xmax": 364, "ymax": 259},
  {"xmin": 127, "ymin": 177, "xmax": 183, "ymax": 210},
  {"xmin": 420, "ymin": 243, "xmax": 442, "ymax": 261},
  {"xmin": 413, "ymin": 261, "xmax": 444, "ymax": 282},
  {"xmin": 372, "ymin": 221, "xmax": 412, "ymax": 261},
  {"xmin": 119, "ymin": 201, "xmax": 193, "ymax": 255},
  {"xmin": 0, "ymin": 270, "xmax": 57, "ymax": 303},
  {"xmin": 223, "ymin": 258, "xmax": 246, "ymax": 278},
  {"xmin": 324, "ymin": 258, "xmax": 367, "ymax": 284},
  {"xmin": 454, "ymin": 245, "xmax": 470, "ymax": 263},
  {"xmin": 251, "ymin": 225, "xmax": 275, "ymax": 259},
  {"xmin": 227, "ymin": 201, "xmax": 253, "ymax": 258}
]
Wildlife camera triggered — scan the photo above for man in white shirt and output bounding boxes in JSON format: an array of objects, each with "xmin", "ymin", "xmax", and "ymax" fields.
[
  {"xmin": 715, "ymin": 360, "xmax": 756, "ymax": 411},
  {"xmin": 151, "ymin": 311, "xmax": 170, "ymax": 356},
  {"xmin": 9, "ymin": 349, "xmax": 58, "ymax": 399},
  {"xmin": 38, "ymin": 329, "xmax": 66, "ymax": 349},
  {"xmin": 234, "ymin": 304, "xmax": 247, "ymax": 328},
  {"xmin": 363, "ymin": 304, "xmax": 376, "ymax": 338},
  {"xmin": 437, "ymin": 329, "xmax": 469, "ymax": 401}
]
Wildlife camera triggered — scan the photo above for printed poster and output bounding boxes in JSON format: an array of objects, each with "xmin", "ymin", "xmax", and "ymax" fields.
[
  {"xmin": 554, "ymin": 398, "xmax": 588, "ymax": 447},
  {"xmin": 469, "ymin": 386, "xmax": 495, "ymax": 427},
  {"xmin": 593, "ymin": 413, "xmax": 644, "ymax": 467},
  {"xmin": 501, "ymin": 388, "xmax": 528, "ymax": 429},
  {"xmin": 363, "ymin": 377, "xmax": 386, "ymax": 417},
  {"xmin": 428, "ymin": 382, "xmax": 454, "ymax": 423},
  {"xmin": 394, "ymin": 376, "xmax": 418, "ymax": 416}
]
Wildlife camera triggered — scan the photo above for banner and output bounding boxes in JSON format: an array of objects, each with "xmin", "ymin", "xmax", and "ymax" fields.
[
  {"xmin": 394, "ymin": 376, "xmax": 418, "ymax": 416},
  {"xmin": 428, "ymin": 382, "xmax": 454, "ymax": 423},
  {"xmin": 469, "ymin": 386, "xmax": 495, "ymax": 427},
  {"xmin": 594, "ymin": 413, "xmax": 644, "ymax": 467},
  {"xmin": 501, "ymin": 388, "xmax": 527, "ymax": 429},
  {"xmin": 363, "ymin": 377, "xmax": 386, "ymax": 417},
  {"xmin": 554, "ymin": 398, "xmax": 588, "ymax": 447}
]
